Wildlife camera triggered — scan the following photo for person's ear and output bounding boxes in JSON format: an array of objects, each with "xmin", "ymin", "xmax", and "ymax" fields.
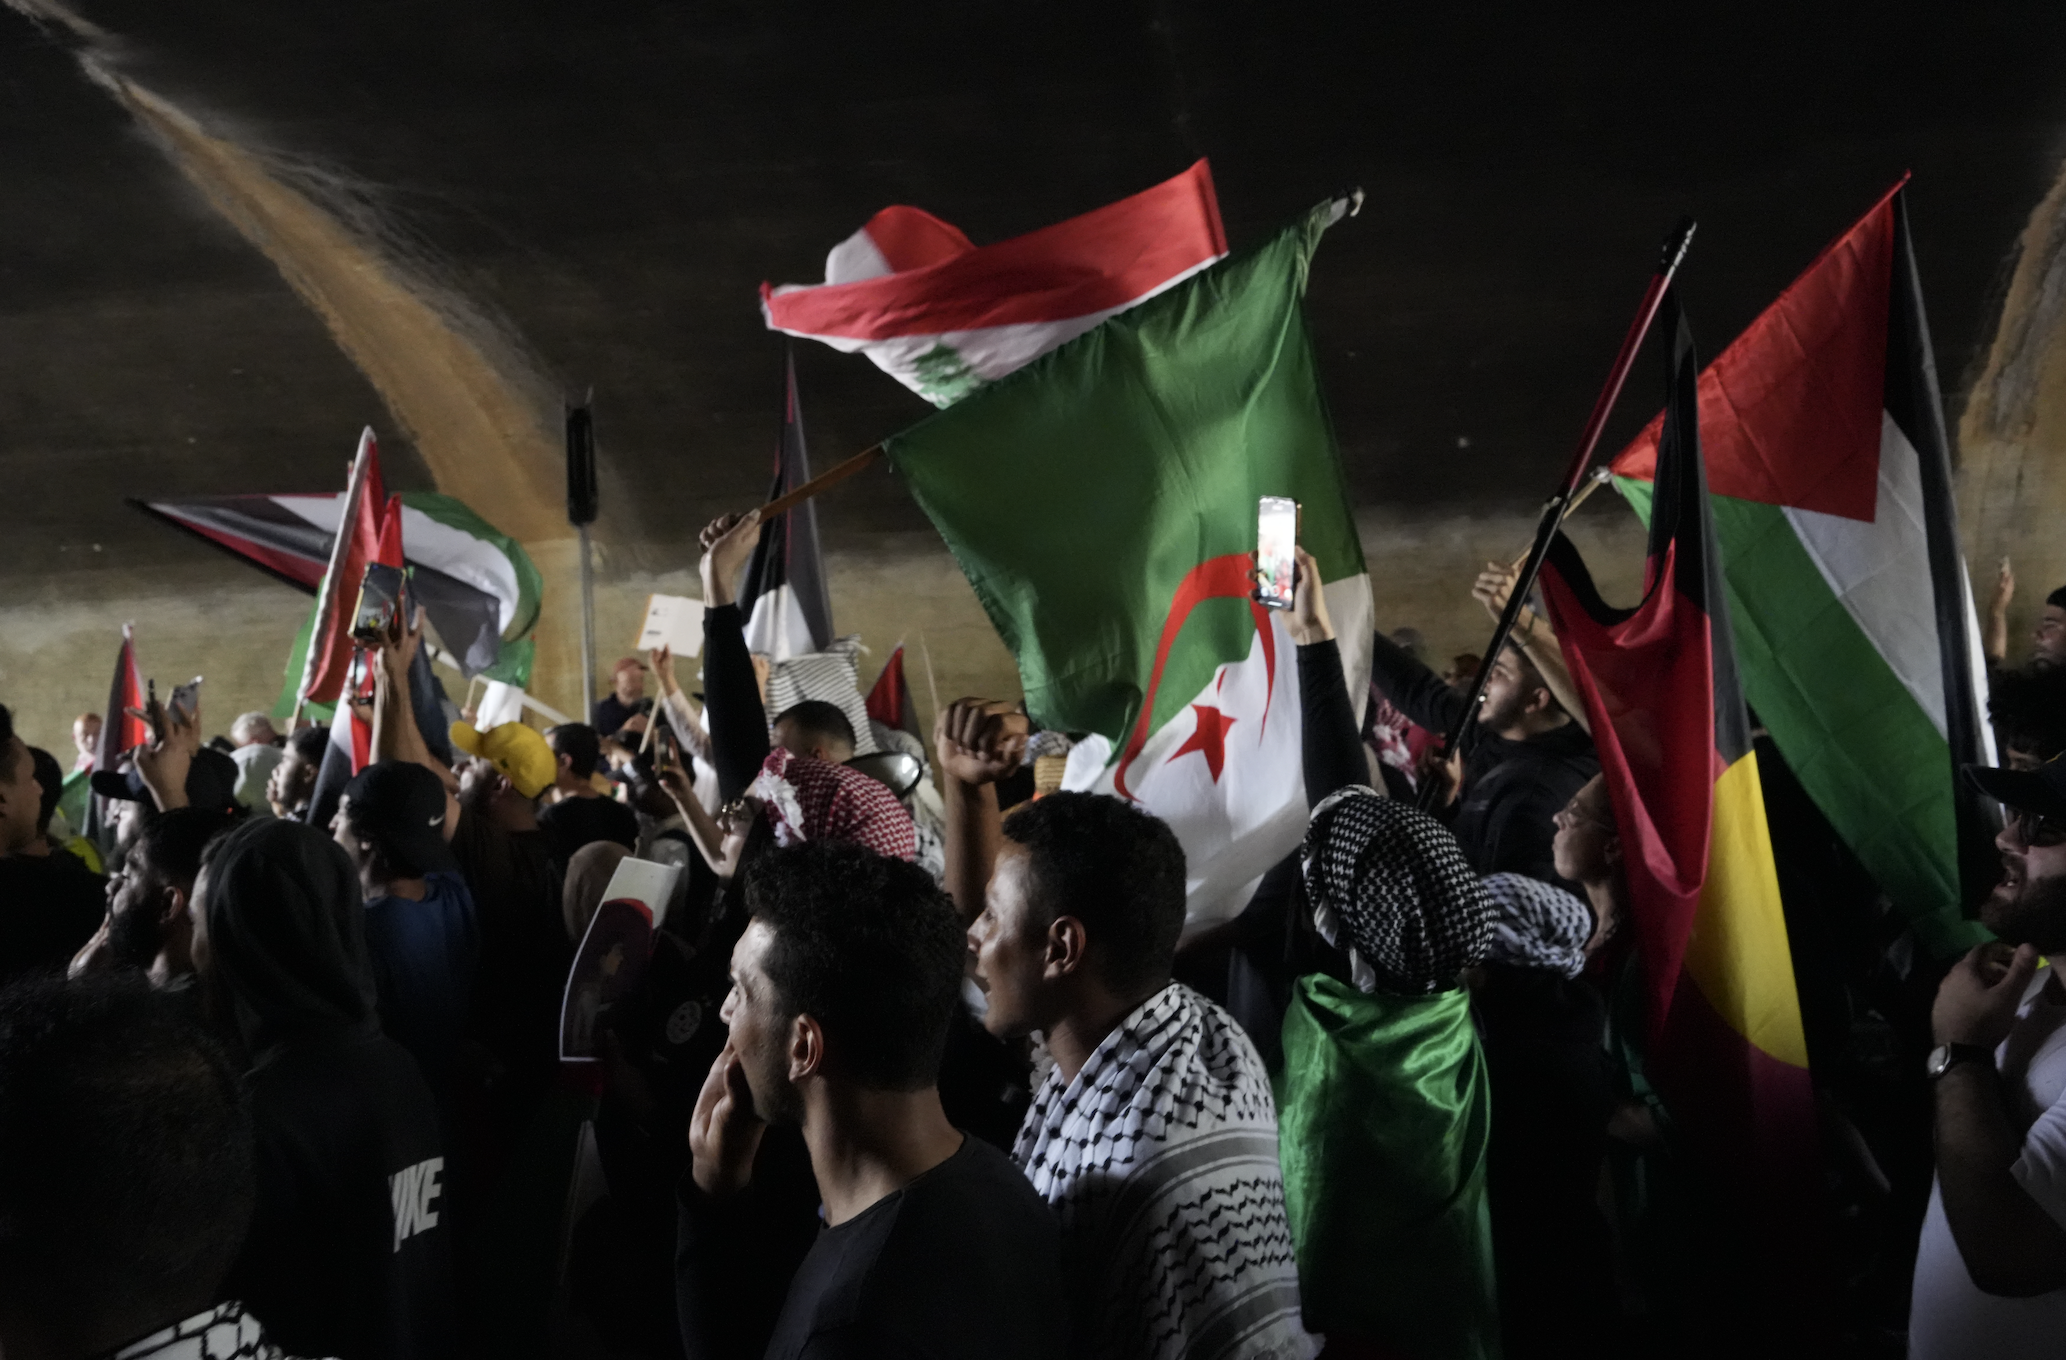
[
  {"xmin": 159, "ymin": 884, "xmax": 189, "ymax": 930},
  {"xmin": 1045, "ymin": 915, "xmax": 1090, "ymax": 981},
  {"xmin": 789, "ymin": 1013, "xmax": 826, "ymax": 1082},
  {"xmin": 1602, "ymin": 834, "xmax": 1622, "ymax": 869}
]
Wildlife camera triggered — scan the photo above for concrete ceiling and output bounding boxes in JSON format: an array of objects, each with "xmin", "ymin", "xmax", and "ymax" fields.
[{"xmin": 6, "ymin": 0, "xmax": 2066, "ymax": 589}]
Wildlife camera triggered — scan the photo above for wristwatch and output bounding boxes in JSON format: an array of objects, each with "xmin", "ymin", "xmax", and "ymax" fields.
[{"xmin": 1926, "ymin": 1042, "xmax": 1994, "ymax": 1080}]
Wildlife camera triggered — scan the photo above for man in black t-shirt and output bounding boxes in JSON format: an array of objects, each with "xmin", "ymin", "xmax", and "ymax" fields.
[
  {"xmin": 0, "ymin": 707, "xmax": 104, "ymax": 984},
  {"xmin": 194, "ymin": 817, "xmax": 453, "ymax": 1360},
  {"xmin": 676, "ymin": 842, "xmax": 1065, "ymax": 1360},
  {"xmin": 539, "ymin": 723, "xmax": 639, "ymax": 871},
  {"xmin": 594, "ymin": 656, "xmax": 656, "ymax": 741}
]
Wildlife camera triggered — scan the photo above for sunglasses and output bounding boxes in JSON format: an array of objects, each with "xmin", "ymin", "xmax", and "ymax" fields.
[{"xmin": 2010, "ymin": 807, "xmax": 2066, "ymax": 849}]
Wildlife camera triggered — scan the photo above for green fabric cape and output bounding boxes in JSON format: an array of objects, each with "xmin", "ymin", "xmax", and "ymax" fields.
[{"xmin": 1276, "ymin": 974, "xmax": 1500, "ymax": 1360}]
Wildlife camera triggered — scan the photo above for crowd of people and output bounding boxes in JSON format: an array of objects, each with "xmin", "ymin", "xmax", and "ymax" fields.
[{"xmin": 0, "ymin": 512, "xmax": 2062, "ymax": 1360}]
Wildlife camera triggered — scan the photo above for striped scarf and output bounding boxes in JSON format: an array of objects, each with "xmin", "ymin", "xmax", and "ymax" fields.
[{"xmin": 1014, "ymin": 984, "xmax": 1315, "ymax": 1360}]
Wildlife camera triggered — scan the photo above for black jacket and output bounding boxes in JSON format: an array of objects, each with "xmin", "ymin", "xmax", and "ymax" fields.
[{"xmin": 1367, "ymin": 631, "xmax": 1597, "ymax": 887}]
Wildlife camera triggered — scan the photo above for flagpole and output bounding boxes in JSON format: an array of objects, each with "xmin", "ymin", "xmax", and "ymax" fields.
[
  {"xmin": 759, "ymin": 444, "xmax": 881, "ymax": 518},
  {"xmin": 567, "ymin": 403, "xmax": 601, "ymax": 725},
  {"xmin": 1419, "ymin": 217, "xmax": 1696, "ymax": 812}
]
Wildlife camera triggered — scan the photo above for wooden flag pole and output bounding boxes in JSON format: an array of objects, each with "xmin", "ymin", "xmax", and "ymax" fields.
[
  {"xmin": 759, "ymin": 444, "xmax": 883, "ymax": 518},
  {"xmin": 1419, "ymin": 217, "xmax": 1696, "ymax": 813}
]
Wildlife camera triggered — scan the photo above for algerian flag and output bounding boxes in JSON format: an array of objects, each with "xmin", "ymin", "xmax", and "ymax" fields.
[
  {"xmin": 1610, "ymin": 180, "xmax": 1995, "ymax": 958},
  {"xmin": 886, "ymin": 203, "xmax": 1371, "ymax": 931}
]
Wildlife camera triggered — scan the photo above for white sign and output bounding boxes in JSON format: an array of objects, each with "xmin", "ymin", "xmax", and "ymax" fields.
[{"xmin": 634, "ymin": 593, "xmax": 705, "ymax": 656}]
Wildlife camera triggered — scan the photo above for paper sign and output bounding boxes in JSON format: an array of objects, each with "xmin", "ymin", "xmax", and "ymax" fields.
[
  {"xmin": 634, "ymin": 593, "xmax": 705, "ymax": 656},
  {"xmin": 599, "ymin": 855, "xmax": 682, "ymax": 934},
  {"xmin": 558, "ymin": 854, "xmax": 685, "ymax": 1063}
]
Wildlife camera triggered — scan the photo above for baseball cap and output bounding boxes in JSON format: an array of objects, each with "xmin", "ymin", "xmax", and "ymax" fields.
[
  {"xmin": 449, "ymin": 720, "xmax": 557, "ymax": 799},
  {"xmin": 340, "ymin": 761, "xmax": 458, "ymax": 875},
  {"xmin": 91, "ymin": 747, "xmax": 240, "ymax": 814},
  {"xmin": 1965, "ymin": 755, "xmax": 2066, "ymax": 823}
]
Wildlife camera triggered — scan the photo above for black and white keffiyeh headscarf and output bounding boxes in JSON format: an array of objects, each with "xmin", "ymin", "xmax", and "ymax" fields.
[
  {"xmin": 1481, "ymin": 872, "xmax": 1595, "ymax": 978},
  {"xmin": 107, "ymin": 1301, "xmax": 317, "ymax": 1360},
  {"xmin": 1300, "ymin": 787, "xmax": 1492, "ymax": 995}
]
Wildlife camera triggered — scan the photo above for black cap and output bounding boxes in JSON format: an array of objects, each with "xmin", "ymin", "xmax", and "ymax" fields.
[
  {"xmin": 340, "ymin": 761, "xmax": 458, "ymax": 875},
  {"xmin": 91, "ymin": 748, "xmax": 240, "ymax": 813},
  {"xmin": 1965, "ymin": 756, "xmax": 2066, "ymax": 823}
]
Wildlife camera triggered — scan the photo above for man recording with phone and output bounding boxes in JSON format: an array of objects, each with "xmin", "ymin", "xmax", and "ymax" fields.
[{"xmin": 1908, "ymin": 756, "xmax": 2066, "ymax": 1356}]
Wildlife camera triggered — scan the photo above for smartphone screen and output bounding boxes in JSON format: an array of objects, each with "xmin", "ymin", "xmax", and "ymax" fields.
[
  {"xmin": 1256, "ymin": 496, "xmax": 1299, "ymax": 610},
  {"xmin": 353, "ymin": 563, "xmax": 407, "ymax": 643}
]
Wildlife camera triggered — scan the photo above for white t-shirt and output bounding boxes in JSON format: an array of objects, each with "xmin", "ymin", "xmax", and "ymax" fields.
[{"xmin": 1910, "ymin": 967, "xmax": 2066, "ymax": 1358}]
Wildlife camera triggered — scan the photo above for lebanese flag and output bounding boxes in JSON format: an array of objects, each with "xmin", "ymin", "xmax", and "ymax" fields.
[
  {"xmin": 886, "ymin": 199, "xmax": 1369, "ymax": 932},
  {"xmin": 1609, "ymin": 180, "xmax": 1995, "ymax": 959},
  {"xmin": 763, "ymin": 160, "xmax": 1228, "ymax": 407},
  {"xmin": 865, "ymin": 644, "xmax": 923, "ymax": 746},
  {"xmin": 298, "ymin": 430, "xmax": 387, "ymax": 707}
]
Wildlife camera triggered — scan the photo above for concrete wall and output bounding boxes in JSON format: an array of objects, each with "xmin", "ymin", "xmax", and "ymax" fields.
[{"xmin": 0, "ymin": 499, "xmax": 1648, "ymax": 761}]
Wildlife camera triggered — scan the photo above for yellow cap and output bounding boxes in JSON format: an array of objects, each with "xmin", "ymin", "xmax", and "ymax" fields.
[{"xmin": 449, "ymin": 720, "xmax": 558, "ymax": 800}]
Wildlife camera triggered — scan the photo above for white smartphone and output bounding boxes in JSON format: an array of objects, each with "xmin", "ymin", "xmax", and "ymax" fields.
[
  {"xmin": 169, "ymin": 677, "xmax": 203, "ymax": 725},
  {"xmin": 1255, "ymin": 496, "xmax": 1300, "ymax": 610}
]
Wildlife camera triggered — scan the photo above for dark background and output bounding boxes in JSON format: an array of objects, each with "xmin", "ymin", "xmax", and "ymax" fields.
[{"xmin": 5, "ymin": 0, "xmax": 2065, "ymax": 579}]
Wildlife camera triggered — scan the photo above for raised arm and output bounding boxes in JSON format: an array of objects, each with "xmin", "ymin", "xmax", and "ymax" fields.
[
  {"xmin": 1285, "ymin": 549, "xmax": 1367, "ymax": 805},
  {"xmin": 1932, "ymin": 945, "xmax": 2066, "ymax": 1296},
  {"xmin": 1473, "ymin": 562, "xmax": 1590, "ymax": 735},
  {"xmin": 129, "ymin": 693, "xmax": 200, "ymax": 813},
  {"xmin": 369, "ymin": 607, "xmax": 462, "ymax": 837},
  {"xmin": 698, "ymin": 513, "xmax": 772, "ymax": 802},
  {"xmin": 1986, "ymin": 557, "xmax": 2015, "ymax": 668},
  {"xmin": 935, "ymin": 698, "xmax": 1027, "ymax": 925}
]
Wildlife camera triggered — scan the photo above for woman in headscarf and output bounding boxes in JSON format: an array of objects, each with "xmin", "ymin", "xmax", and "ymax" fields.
[
  {"xmin": 192, "ymin": 818, "xmax": 454, "ymax": 1360},
  {"xmin": 1278, "ymin": 548, "xmax": 1500, "ymax": 1360}
]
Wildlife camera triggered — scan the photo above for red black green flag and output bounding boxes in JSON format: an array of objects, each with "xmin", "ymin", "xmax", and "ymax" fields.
[{"xmin": 1539, "ymin": 293, "xmax": 1818, "ymax": 1302}]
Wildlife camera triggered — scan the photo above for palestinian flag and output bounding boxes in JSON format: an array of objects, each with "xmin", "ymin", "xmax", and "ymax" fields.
[
  {"xmin": 764, "ymin": 160, "xmax": 1227, "ymax": 407},
  {"xmin": 1610, "ymin": 181, "xmax": 1995, "ymax": 957},
  {"xmin": 865, "ymin": 644, "xmax": 923, "ymax": 746},
  {"xmin": 94, "ymin": 623, "xmax": 148, "ymax": 771},
  {"xmin": 739, "ymin": 351, "xmax": 836, "ymax": 661},
  {"xmin": 135, "ymin": 474, "xmax": 543, "ymax": 688},
  {"xmin": 886, "ymin": 202, "xmax": 1371, "ymax": 930},
  {"xmin": 1540, "ymin": 295, "xmax": 1817, "ymax": 1302}
]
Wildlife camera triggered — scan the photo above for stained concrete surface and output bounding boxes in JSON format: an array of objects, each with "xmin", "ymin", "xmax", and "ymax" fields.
[{"xmin": 3, "ymin": 1, "xmax": 2065, "ymax": 749}]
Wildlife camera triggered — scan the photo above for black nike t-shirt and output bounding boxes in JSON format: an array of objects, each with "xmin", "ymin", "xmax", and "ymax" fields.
[
  {"xmin": 230, "ymin": 1030, "xmax": 455, "ymax": 1360},
  {"xmin": 677, "ymin": 1133, "xmax": 1067, "ymax": 1360},
  {"xmin": 538, "ymin": 793, "xmax": 640, "ymax": 871},
  {"xmin": 0, "ymin": 850, "xmax": 106, "ymax": 983}
]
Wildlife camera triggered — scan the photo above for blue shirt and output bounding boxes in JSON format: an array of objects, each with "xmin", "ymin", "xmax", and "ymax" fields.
[{"xmin": 364, "ymin": 871, "xmax": 479, "ymax": 1094}]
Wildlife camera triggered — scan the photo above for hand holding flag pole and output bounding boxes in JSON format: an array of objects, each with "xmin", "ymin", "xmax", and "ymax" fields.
[{"xmin": 1419, "ymin": 217, "xmax": 1696, "ymax": 811}]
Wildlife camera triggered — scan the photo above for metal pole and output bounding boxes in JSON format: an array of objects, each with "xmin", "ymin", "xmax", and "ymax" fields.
[
  {"xmin": 1418, "ymin": 216, "xmax": 1696, "ymax": 812},
  {"xmin": 578, "ymin": 522, "xmax": 596, "ymax": 724}
]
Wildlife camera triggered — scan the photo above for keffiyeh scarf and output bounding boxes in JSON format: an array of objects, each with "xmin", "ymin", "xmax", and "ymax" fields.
[
  {"xmin": 1480, "ymin": 872, "xmax": 1594, "ymax": 978},
  {"xmin": 1300, "ymin": 787, "xmax": 1492, "ymax": 994},
  {"xmin": 1014, "ymin": 984, "xmax": 1314, "ymax": 1360},
  {"xmin": 108, "ymin": 1301, "xmax": 317, "ymax": 1360},
  {"xmin": 748, "ymin": 747, "xmax": 916, "ymax": 861}
]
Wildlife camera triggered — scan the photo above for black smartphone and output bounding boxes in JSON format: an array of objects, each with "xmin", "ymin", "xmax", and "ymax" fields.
[
  {"xmin": 352, "ymin": 562, "xmax": 407, "ymax": 644},
  {"xmin": 1255, "ymin": 496, "xmax": 1300, "ymax": 610}
]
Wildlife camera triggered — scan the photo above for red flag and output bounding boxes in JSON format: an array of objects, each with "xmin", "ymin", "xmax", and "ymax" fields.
[
  {"xmin": 299, "ymin": 429, "xmax": 386, "ymax": 707},
  {"xmin": 346, "ymin": 496, "xmax": 407, "ymax": 774},
  {"xmin": 865, "ymin": 645, "xmax": 923, "ymax": 745},
  {"xmin": 94, "ymin": 624, "xmax": 148, "ymax": 770}
]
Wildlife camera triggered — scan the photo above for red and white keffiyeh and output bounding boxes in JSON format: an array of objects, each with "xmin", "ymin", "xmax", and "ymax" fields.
[{"xmin": 750, "ymin": 748, "xmax": 917, "ymax": 861}]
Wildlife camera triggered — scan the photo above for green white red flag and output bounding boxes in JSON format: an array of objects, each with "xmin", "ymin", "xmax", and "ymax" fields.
[
  {"xmin": 884, "ymin": 202, "xmax": 1369, "ymax": 930},
  {"xmin": 763, "ymin": 161, "xmax": 1228, "ymax": 408}
]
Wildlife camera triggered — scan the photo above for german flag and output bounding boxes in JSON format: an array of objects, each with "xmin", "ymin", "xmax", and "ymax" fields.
[{"xmin": 1538, "ymin": 293, "xmax": 1818, "ymax": 1305}]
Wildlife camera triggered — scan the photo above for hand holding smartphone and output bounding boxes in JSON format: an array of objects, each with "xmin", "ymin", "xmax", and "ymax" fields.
[
  {"xmin": 1255, "ymin": 496, "xmax": 1300, "ymax": 610},
  {"xmin": 352, "ymin": 562, "xmax": 408, "ymax": 645}
]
